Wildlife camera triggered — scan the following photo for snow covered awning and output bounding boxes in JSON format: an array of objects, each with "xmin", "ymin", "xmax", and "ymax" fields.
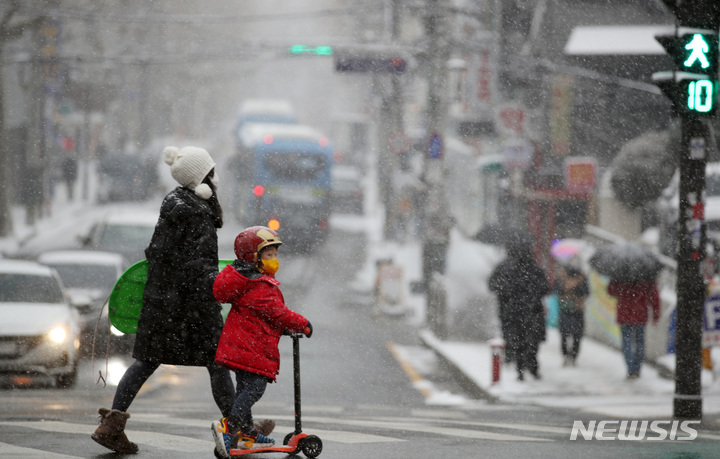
[{"xmin": 564, "ymin": 25, "xmax": 673, "ymax": 56}]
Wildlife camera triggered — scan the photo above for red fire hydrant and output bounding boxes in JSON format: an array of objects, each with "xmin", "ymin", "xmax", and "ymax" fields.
[{"xmin": 489, "ymin": 338, "xmax": 505, "ymax": 384}]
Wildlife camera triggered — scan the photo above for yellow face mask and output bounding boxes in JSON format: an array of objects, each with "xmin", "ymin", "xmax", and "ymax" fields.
[{"xmin": 260, "ymin": 257, "xmax": 279, "ymax": 276}]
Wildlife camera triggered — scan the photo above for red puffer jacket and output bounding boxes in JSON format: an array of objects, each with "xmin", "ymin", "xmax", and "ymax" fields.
[
  {"xmin": 213, "ymin": 263, "xmax": 308, "ymax": 380},
  {"xmin": 607, "ymin": 279, "xmax": 660, "ymax": 325}
]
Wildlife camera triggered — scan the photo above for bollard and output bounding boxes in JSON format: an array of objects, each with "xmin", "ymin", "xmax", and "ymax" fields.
[{"xmin": 488, "ymin": 338, "xmax": 505, "ymax": 384}]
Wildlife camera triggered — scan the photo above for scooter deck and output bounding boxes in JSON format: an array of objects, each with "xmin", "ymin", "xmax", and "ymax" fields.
[
  {"xmin": 227, "ymin": 444, "xmax": 299, "ymax": 456},
  {"xmin": 226, "ymin": 432, "xmax": 305, "ymax": 456}
]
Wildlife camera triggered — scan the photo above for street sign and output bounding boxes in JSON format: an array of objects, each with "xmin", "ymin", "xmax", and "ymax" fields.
[
  {"xmin": 426, "ymin": 133, "xmax": 443, "ymax": 160},
  {"xmin": 703, "ymin": 293, "xmax": 720, "ymax": 346},
  {"xmin": 565, "ymin": 157, "xmax": 597, "ymax": 193},
  {"xmin": 502, "ymin": 138, "xmax": 532, "ymax": 170}
]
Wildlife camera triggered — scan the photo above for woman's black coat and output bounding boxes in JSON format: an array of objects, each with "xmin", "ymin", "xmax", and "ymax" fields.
[{"xmin": 133, "ymin": 187, "xmax": 224, "ymax": 366}]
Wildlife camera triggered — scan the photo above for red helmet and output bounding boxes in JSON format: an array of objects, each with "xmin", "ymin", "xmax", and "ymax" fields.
[{"xmin": 234, "ymin": 226, "xmax": 282, "ymax": 263}]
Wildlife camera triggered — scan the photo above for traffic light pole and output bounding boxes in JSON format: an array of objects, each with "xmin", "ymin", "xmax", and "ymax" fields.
[
  {"xmin": 674, "ymin": 117, "xmax": 709, "ymax": 419},
  {"xmin": 654, "ymin": 0, "xmax": 720, "ymax": 421}
]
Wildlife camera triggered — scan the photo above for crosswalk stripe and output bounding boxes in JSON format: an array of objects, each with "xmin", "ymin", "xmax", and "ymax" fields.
[
  {"xmin": 0, "ymin": 411, "xmax": 554, "ymax": 455},
  {"xmin": 373, "ymin": 416, "xmax": 568, "ymax": 435},
  {"xmin": 292, "ymin": 415, "xmax": 551, "ymax": 442},
  {"xmin": 0, "ymin": 441, "xmax": 80, "ymax": 458},
  {"xmin": 0, "ymin": 421, "xmax": 212, "ymax": 453}
]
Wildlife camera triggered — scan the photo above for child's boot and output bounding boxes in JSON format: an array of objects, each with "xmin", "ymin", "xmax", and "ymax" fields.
[
  {"xmin": 212, "ymin": 417, "xmax": 275, "ymax": 456},
  {"xmin": 254, "ymin": 419, "xmax": 275, "ymax": 436},
  {"xmin": 233, "ymin": 427, "xmax": 275, "ymax": 450},
  {"xmin": 91, "ymin": 407, "xmax": 139, "ymax": 454},
  {"xmin": 212, "ymin": 417, "xmax": 230, "ymax": 458}
]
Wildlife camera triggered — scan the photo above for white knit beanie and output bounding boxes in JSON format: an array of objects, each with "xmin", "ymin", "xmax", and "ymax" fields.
[{"xmin": 163, "ymin": 146, "xmax": 215, "ymax": 200}]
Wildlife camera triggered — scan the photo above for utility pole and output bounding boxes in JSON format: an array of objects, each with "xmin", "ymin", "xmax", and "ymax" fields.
[
  {"xmin": 654, "ymin": 0, "xmax": 720, "ymax": 419},
  {"xmin": 379, "ymin": 0, "xmax": 404, "ymax": 240},
  {"xmin": 137, "ymin": 57, "xmax": 151, "ymax": 149},
  {"xmin": 25, "ymin": 19, "xmax": 49, "ymax": 224},
  {"xmin": 422, "ymin": 0, "xmax": 451, "ymax": 339}
]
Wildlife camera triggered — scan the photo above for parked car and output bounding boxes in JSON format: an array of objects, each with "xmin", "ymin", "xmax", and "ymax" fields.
[
  {"xmin": 0, "ymin": 259, "xmax": 81, "ymax": 388},
  {"xmin": 97, "ymin": 151, "xmax": 159, "ymax": 203},
  {"xmin": 331, "ymin": 165, "xmax": 365, "ymax": 214},
  {"xmin": 37, "ymin": 250, "xmax": 133, "ymax": 356},
  {"xmin": 79, "ymin": 210, "xmax": 158, "ymax": 264}
]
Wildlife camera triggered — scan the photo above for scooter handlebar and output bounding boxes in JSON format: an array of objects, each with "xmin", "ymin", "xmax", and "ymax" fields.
[{"xmin": 283, "ymin": 330, "xmax": 307, "ymax": 337}]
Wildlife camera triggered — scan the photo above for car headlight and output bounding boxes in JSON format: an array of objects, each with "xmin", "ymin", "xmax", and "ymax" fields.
[{"xmin": 48, "ymin": 326, "xmax": 68, "ymax": 344}]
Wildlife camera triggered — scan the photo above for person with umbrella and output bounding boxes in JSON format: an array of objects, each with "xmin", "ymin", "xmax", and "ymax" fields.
[
  {"xmin": 590, "ymin": 242, "xmax": 662, "ymax": 380},
  {"xmin": 554, "ymin": 263, "xmax": 589, "ymax": 367},
  {"xmin": 607, "ymin": 277, "xmax": 660, "ymax": 380},
  {"xmin": 488, "ymin": 234, "xmax": 550, "ymax": 381}
]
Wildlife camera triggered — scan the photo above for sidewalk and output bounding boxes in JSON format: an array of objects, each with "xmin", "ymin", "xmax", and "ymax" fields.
[
  {"xmin": 349, "ymin": 205, "xmax": 720, "ymax": 421},
  {"xmin": 420, "ymin": 327, "xmax": 720, "ymax": 419}
]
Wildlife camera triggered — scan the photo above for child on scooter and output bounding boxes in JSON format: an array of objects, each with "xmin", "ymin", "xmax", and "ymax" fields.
[{"xmin": 211, "ymin": 226, "xmax": 312, "ymax": 458}]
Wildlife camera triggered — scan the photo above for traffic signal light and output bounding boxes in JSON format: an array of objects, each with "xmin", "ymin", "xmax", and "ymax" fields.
[
  {"xmin": 334, "ymin": 55, "xmax": 406, "ymax": 74},
  {"xmin": 656, "ymin": 31, "xmax": 719, "ymax": 75},
  {"xmin": 654, "ymin": 28, "xmax": 719, "ymax": 117},
  {"xmin": 653, "ymin": 71, "xmax": 718, "ymax": 116},
  {"xmin": 288, "ymin": 45, "xmax": 333, "ymax": 56}
]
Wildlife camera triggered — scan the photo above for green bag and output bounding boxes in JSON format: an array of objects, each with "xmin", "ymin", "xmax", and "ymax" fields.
[{"xmin": 109, "ymin": 259, "xmax": 233, "ymax": 334}]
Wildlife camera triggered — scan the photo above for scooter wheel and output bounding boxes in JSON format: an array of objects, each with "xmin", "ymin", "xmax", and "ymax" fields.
[
  {"xmin": 300, "ymin": 435, "xmax": 322, "ymax": 458},
  {"xmin": 283, "ymin": 432, "xmax": 294, "ymax": 445}
]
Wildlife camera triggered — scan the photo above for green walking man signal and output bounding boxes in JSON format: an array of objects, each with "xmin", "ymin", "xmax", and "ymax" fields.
[
  {"xmin": 684, "ymin": 34, "xmax": 711, "ymax": 69},
  {"xmin": 654, "ymin": 29, "xmax": 719, "ymax": 117}
]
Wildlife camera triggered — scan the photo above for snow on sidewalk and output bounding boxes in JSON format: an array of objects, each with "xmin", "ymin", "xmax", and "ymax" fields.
[{"xmin": 421, "ymin": 328, "xmax": 720, "ymax": 419}]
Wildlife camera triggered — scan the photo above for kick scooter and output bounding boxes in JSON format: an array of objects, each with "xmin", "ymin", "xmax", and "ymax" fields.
[{"xmin": 214, "ymin": 332, "xmax": 322, "ymax": 458}]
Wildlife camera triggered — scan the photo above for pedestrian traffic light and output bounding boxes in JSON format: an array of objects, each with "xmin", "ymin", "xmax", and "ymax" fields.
[
  {"xmin": 654, "ymin": 28, "xmax": 719, "ymax": 117},
  {"xmin": 652, "ymin": 71, "xmax": 718, "ymax": 117},
  {"xmin": 656, "ymin": 30, "xmax": 719, "ymax": 76}
]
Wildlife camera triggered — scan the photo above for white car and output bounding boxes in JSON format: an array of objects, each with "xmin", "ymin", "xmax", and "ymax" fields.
[
  {"xmin": 37, "ymin": 250, "xmax": 132, "ymax": 355},
  {"xmin": 0, "ymin": 259, "xmax": 81, "ymax": 388},
  {"xmin": 79, "ymin": 210, "xmax": 158, "ymax": 264}
]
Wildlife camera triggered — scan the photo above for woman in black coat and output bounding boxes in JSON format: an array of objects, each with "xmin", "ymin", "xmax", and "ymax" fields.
[
  {"xmin": 489, "ymin": 240, "xmax": 550, "ymax": 381},
  {"xmin": 92, "ymin": 146, "xmax": 234, "ymax": 454}
]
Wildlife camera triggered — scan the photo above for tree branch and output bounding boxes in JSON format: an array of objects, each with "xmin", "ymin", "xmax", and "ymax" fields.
[{"xmin": 0, "ymin": 1, "xmax": 45, "ymax": 46}]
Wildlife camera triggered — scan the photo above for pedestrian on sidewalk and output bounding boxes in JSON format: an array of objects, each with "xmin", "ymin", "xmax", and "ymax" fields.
[
  {"xmin": 92, "ymin": 146, "xmax": 235, "ymax": 454},
  {"xmin": 61, "ymin": 152, "xmax": 78, "ymax": 201},
  {"xmin": 489, "ymin": 237, "xmax": 550, "ymax": 381},
  {"xmin": 211, "ymin": 226, "xmax": 312, "ymax": 458},
  {"xmin": 607, "ymin": 278, "xmax": 660, "ymax": 379},
  {"xmin": 555, "ymin": 264, "xmax": 589, "ymax": 366}
]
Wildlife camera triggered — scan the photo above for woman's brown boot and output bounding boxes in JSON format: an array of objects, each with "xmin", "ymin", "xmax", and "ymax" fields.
[{"xmin": 91, "ymin": 407, "xmax": 139, "ymax": 454}]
